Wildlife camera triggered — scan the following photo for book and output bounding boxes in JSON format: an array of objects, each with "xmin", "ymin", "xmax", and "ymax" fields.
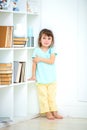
[
  {"xmin": 0, "ymin": 67, "xmax": 12, "ymax": 71},
  {"xmin": 14, "ymin": 41, "xmax": 26, "ymax": 45},
  {"xmin": 20, "ymin": 62, "xmax": 26, "ymax": 82},
  {"xmin": 0, "ymin": 74, "xmax": 12, "ymax": 78},
  {"xmin": 0, "ymin": 77, "xmax": 12, "ymax": 82},
  {"xmin": 0, "ymin": 26, "xmax": 7, "ymax": 47},
  {"xmin": 0, "ymin": 63, "xmax": 12, "ymax": 79},
  {"xmin": 13, "ymin": 44, "xmax": 25, "ymax": 48},
  {"xmin": 14, "ymin": 61, "xmax": 22, "ymax": 83},
  {"xmin": 0, "ymin": 81, "xmax": 12, "ymax": 85},
  {"xmin": 0, "ymin": 73, "xmax": 12, "ymax": 85},
  {"xmin": 13, "ymin": 38, "xmax": 28, "ymax": 47},
  {"xmin": 13, "ymin": 38, "xmax": 28, "ymax": 42},
  {"xmin": 6, "ymin": 26, "xmax": 13, "ymax": 48},
  {"xmin": 27, "ymin": 36, "xmax": 34, "ymax": 47},
  {"xmin": 0, "ymin": 70, "xmax": 12, "ymax": 74},
  {"xmin": 0, "ymin": 26, "xmax": 13, "ymax": 48},
  {"xmin": 0, "ymin": 63, "xmax": 12, "ymax": 67},
  {"xmin": 14, "ymin": 61, "xmax": 26, "ymax": 83}
]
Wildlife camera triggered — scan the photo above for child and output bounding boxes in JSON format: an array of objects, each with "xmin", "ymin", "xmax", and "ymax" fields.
[{"xmin": 29, "ymin": 28, "xmax": 63, "ymax": 120}]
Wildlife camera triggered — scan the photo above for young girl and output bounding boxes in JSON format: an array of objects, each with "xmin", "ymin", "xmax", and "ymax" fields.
[{"xmin": 29, "ymin": 28, "xmax": 63, "ymax": 120}]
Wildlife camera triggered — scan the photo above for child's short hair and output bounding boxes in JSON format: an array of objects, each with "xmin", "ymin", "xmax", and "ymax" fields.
[{"xmin": 38, "ymin": 28, "xmax": 54, "ymax": 47}]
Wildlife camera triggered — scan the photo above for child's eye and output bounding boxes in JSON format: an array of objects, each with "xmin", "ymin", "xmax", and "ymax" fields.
[
  {"xmin": 43, "ymin": 37, "xmax": 46, "ymax": 39},
  {"xmin": 48, "ymin": 37, "xmax": 52, "ymax": 40}
]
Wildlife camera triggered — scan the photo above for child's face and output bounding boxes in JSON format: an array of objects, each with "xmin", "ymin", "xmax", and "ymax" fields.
[{"xmin": 40, "ymin": 34, "xmax": 52, "ymax": 48}]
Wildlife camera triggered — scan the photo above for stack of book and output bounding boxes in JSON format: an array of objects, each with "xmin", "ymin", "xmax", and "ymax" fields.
[
  {"xmin": 14, "ymin": 61, "xmax": 26, "ymax": 83},
  {"xmin": 13, "ymin": 37, "xmax": 28, "ymax": 48},
  {"xmin": 0, "ymin": 63, "xmax": 12, "ymax": 85},
  {"xmin": 0, "ymin": 26, "xmax": 13, "ymax": 48}
]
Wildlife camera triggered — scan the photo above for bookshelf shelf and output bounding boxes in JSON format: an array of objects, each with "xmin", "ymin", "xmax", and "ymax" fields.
[
  {"xmin": 0, "ymin": 84, "xmax": 13, "ymax": 88},
  {"xmin": 13, "ymin": 48, "xmax": 27, "ymax": 50},
  {"xmin": 0, "ymin": 48, "xmax": 13, "ymax": 50},
  {"xmin": 27, "ymin": 12, "xmax": 39, "ymax": 15},
  {"xmin": 13, "ymin": 11, "xmax": 27, "ymax": 14},
  {"xmin": 0, "ymin": 10, "xmax": 13, "ymax": 13},
  {"xmin": 27, "ymin": 80, "xmax": 35, "ymax": 84},
  {"xmin": 13, "ymin": 82, "xmax": 27, "ymax": 86},
  {"xmin": 0, "ymin": 0, "xmax": 40, "ymax": 126}
]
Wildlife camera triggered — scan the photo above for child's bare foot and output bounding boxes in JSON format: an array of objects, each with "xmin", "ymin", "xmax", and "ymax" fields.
[
  {"xmin": 46, "ymin": 112, "xmax": 55, "ymax": 120},
  {"xmin": 52, "ymin": 111, "xmax": 63, "ymax": 119}
]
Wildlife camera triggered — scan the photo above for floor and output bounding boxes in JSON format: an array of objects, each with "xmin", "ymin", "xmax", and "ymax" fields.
[{"xmin": 0, "ymin": 117, "xmax": 87, "ymax": 130}]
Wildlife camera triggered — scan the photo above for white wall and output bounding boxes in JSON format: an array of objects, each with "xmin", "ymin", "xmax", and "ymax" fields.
[
  {"xmin": 41, "ymin": 0, "xmax": 87, "ymax": 118},
  {"xmin": 77, "ymin": 0, "xmax": 87, "ymax": 102}
]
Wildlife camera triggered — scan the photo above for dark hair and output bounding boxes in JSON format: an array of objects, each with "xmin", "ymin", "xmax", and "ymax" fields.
[{"xmin": 38, "ymin": 28, "xmax": 54, "ymax": 47}]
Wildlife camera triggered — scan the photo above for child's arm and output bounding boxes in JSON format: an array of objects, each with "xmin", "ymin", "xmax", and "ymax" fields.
[
  {"xmin": 33, "ymin": 53, "xmax": 55, "ymax": 64},
  {"xmin": 28, "ymin": 60, "xmax": 37, "ymax": 80}
]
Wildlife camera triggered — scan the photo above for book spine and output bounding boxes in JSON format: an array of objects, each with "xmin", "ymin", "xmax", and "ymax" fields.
[
  {"xmin": 27, "ymin": 36, "xmax": 34, "ymax": 47},
  {"xmin": 13, "ymin": 61, "xmax": 26, "ymax": 83},
  {"xmin": 0, "ymin": 26, "xmax": 13, "ymax": 48}
]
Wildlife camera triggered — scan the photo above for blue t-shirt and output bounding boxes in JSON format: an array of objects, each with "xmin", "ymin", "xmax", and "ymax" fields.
[{"xmin": 32, "ymin": 47, "xmax": 57, "ymax": 84}]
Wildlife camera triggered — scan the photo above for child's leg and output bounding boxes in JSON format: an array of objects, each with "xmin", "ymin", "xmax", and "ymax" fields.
[
  {"xmin": 47, "ymin": 83, "xmax": 58, "ymax": 111},
  {"xmin": 37, "ymin": 84, "xmax": 51, "ymax": 113},
  {"xmin": 37, "ymin": 84, "xmax": 55, "ymax": 120},
  {"xmin": 47, "ymin": 83, "xmax": 63, "ymax": 119}
]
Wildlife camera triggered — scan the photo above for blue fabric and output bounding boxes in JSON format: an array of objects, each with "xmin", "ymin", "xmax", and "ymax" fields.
[{"xmin": 32, "ymin": 47, "xmax": 57, "ymax": 84}]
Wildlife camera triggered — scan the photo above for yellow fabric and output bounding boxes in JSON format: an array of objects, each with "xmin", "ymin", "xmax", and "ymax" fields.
[{"xmin": 36, "ymin": 82, "xmax": 58, "ymax": 113}]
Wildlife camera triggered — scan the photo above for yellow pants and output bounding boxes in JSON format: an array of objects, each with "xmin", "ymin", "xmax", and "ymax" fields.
[{"xmin": 36, "ymin": 82, "xmax": 58, "ymax": 114}]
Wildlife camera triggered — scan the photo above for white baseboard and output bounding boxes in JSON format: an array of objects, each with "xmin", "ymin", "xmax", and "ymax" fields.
[{"xmin": 58, "ymin": 104, "xmax": 87, "ymax": 118}]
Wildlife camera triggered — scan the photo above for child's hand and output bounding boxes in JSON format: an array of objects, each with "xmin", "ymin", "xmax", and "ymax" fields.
[{"xmin": 33, "ymin": 56, "xmax": 41, "ymax": 63}]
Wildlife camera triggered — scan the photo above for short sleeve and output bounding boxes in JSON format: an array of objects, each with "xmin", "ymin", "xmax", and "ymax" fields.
[{"xmin": 50, "ymin": 47, "xmax": 57, "ymax": 55}]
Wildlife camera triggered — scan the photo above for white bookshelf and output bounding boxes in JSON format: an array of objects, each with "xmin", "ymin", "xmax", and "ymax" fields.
[{"xmin": 0, "ymin": 0, "xmax": 40, "ymax": 126}]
